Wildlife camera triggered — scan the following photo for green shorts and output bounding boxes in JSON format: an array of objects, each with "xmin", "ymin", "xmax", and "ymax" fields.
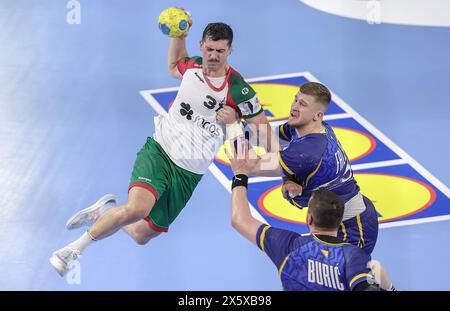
[{"xmin": 129, "ymin": 137, "xmax": 203, "ymax": 232}]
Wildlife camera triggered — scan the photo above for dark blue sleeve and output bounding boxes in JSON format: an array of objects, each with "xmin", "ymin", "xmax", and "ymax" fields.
[
  {"xmin": 256, "ymin": 224, "xmax": 301, "ymax": 269},
  {"xmin": 278, "ymin": 123, "xmax": 293, "ymax": 141},
  {"xmin": 278, "ymin": 135, "xmax": 326, "ymax": 179},
  {"xmin": 344, "ymin": 246, "xmax": 372, "ymax": 290}
]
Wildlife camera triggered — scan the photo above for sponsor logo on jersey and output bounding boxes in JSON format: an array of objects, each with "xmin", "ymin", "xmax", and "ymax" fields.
[
  {"xmin": 180, "ymin": 102, "xmax": 194, "ymax": 120},
  {"xmin": 241, "ymin": 87, "xmax": 249, "ymax": 95},
  {"xmin": 138, "ymin": 177, "xmax": 152, "ymax": 183},
  {"xmin": 192, "ymin": 115, "xmax": 221, "ymax": 137},
  {"xmin": 179, "ymin": 102, "xmax": 221, "ymax": 137}
]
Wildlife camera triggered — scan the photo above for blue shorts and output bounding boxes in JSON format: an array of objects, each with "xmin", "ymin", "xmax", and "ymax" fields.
[{"xmin": 337, "ymin": 195, "xmax": 379, "ymax": 255}]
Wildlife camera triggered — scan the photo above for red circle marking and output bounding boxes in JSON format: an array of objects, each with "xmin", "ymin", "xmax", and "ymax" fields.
[
  {"xmin": 249, "ymin": 82, "xmax": 299, "ymax": 121},
  {"xmin": 215, "ymin": 157, "xmax": 230, "ymax": 166}
]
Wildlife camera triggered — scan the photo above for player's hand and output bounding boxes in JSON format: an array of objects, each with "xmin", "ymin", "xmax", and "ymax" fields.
[
  {"xmin": 225, "ymin": 138, "xmax": 258, "ymax": 176},
  {"xmin": 281, "ymin": 180, "xmax": 302, "ymax": 200},
  {"xmin": 216, "ymin": 105, "xmax": 239, "ymax": 125}
]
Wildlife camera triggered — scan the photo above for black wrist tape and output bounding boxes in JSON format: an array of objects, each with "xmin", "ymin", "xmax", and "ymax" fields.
[{"xmin": 232, "ymin": 174, "xmax": 248, "ymax": 189}]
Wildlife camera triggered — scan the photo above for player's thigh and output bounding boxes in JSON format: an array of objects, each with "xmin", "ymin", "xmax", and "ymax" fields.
[
  {"xmin": 129, "ymin": 137, "xmax": 171, "ymax": 202},
  {"xmin": 165, "ymin": 166, "xmax": 203, "ymax": 225},
  {"xmin": 126, "ymin": 186, "xmax": 158, "ymax": 218},
  {"xmin": 147, "ymin": 165, "xmax": 203, "ymax": 231}
]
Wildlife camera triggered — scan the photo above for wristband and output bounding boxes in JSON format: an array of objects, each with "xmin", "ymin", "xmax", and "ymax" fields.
[{"xmin": 231, "ymin": 174, "xmax": 248, "ymax": 189}]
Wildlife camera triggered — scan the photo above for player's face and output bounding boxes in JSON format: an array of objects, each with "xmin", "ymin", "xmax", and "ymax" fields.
[
  {"xmin": 200, "ymin": 38, "xmax": 231, "ymax": 73},
  {"xmin": 287, "ymin": 91, "xmax": 321, "ymax": 128}
]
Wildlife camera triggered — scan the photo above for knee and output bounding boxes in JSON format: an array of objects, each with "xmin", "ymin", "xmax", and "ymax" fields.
[
  {"xmin": 133, "ymin": 231, "xmax": 160, "ymax": 245},
  {"xmin": 134, "ymin": 234, "xmax": 151, "ymax": 245}
]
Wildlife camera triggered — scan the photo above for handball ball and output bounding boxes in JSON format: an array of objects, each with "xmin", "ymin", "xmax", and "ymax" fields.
[{"xmin": 158, "ymin": 7, "xmax": 190, "ymax": 38}]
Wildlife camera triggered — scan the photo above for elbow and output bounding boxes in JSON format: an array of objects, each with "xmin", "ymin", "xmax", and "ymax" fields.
[
  {"xmin": 231, "ymin": 212, "xmax": 243, "ymax": 231},
  {"xmin": 167, "ymin": 64, "xmax": 178, "ymax": 78},
  {"xmin": 168, "ymin": 67, "xmax": 177, "ymax": 78}
]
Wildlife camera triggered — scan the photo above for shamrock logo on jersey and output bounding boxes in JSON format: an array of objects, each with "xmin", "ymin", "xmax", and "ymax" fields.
[{"xmin": 180, "ymin": 102, "xmax": 193, "ymax": 120}]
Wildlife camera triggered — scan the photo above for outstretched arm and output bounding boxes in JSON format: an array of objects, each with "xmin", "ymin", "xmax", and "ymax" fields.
[
  {"xmin": 167, "ymin": 16, "xmax": 192, "ymax": 79},
  {"xmin": 226, "ymin": 140, "xmax": 263, "ymax": 244},
  {"xmin": 168, "ymin": 37, "xmax": 188, "ymax": 79},
  {"xmin": 230, "ymin": 183, "xmax": 263, "ymax": 245}
]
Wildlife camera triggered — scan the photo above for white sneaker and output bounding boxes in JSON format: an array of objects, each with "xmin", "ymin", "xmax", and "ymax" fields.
[
  {"xmin": 49, "ymin": 246, "xmax": 81, "ymax": 277},
  {"xmin": 65, "ymin": 194, "xmax": 117, "ymax": 230}
]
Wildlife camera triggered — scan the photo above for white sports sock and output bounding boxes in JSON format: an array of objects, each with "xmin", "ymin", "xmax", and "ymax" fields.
[{"xmin": 68, "ymin": 231, "xmax": 96, "ymax": 253}]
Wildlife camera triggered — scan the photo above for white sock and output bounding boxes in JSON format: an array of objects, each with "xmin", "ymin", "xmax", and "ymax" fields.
[{"xmin": 68, "ymin": 231, "xmax": 96, "ymax": 253}]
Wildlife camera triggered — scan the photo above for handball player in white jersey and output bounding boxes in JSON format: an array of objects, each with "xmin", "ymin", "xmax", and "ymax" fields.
[{"xmin": 49, "ymin": 17, "xmax": 272, "ymax": 276}]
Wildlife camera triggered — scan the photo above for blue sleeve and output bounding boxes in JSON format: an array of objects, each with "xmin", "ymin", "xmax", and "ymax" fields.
[
  {"xmin": 344, "ymin": 246, "xmax": 372, "ymax": 290},
  {"xmin": 256, "ymin": 224, "xmax": 301, "ymax": 269},
  {"xmin": 278, "ymin": 123, "xmax": 293, "ymax": 141},
  {"xmin": 278, "ymin": 136, "xmax": 326, "ymax": 179}
]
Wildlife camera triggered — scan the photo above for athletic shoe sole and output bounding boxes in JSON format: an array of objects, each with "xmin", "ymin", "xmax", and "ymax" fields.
[
  {"xmin": 49, "ymin": 253, "xmax": 67, "ymax": 277},
  {"xmin": 65, "ymin": 194, "xmax": 117, "ymax": 230}
]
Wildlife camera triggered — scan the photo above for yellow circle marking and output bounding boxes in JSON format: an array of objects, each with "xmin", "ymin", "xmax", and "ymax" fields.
[
  {"xmin": 333, "ymin": 127, "xmax": 376, "ymax": 161},
  {"xmin": 258, "ymin": 173, "xmax": 435, "ymax": 224},
  {"xmin": 215, "ymin": 140, "xmax": 267, "ymax": 165},
  {"xmin": 355, "ymin": 173, "xmax": 435, "ymax": 222},
  {"xmin": 250, "ymin": 83, "xmax": 299, "ymax": 121}
]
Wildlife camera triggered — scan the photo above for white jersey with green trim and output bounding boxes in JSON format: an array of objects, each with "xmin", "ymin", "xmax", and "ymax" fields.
[{"xmin": 153, "ymin": 57, "xmax": 262, "ymax": 175}]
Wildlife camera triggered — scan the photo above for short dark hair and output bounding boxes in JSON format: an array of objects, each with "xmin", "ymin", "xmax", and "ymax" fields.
[
  {"xmin": 308, "ymin": 189, "xmax": 344, "ymax": 230},
  {"xmin": 299, "ymin": 82, "xmax": 331, "ymax": 107},
  {"xmin": 202, "ymin": 22, "xmax": 233, "ymax": 46}
]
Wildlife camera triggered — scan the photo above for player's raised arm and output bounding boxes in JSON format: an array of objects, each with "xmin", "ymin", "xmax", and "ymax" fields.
[
  {"xmin": 226, "ymin": 140, "xmax": 263, "ymax": 244},
  {"xmin": 168, "ymin": 37, "xmax": 188, "ymax": 79},
  {"xmin": 166, "ymin": 10, "xmax": 192, "ymax": 79}
]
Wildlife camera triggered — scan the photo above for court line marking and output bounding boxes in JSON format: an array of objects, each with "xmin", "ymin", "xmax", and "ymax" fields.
[
  {"xmin": 380, "ymin": 215, "xmax": 450, "ymax": 229},
  {"xmin": 141, "ymin": 71, "xmax": 450, "ymax": 230}
]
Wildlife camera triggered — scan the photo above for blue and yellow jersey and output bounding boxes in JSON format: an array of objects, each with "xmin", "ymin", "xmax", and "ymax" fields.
[
  {"xmin": 256, "ymin": 224, "xmax": 373, "ymax": 291},
  {"xmin": 278, "ymin": 121, "xmax": 360, "ymax": 207}
]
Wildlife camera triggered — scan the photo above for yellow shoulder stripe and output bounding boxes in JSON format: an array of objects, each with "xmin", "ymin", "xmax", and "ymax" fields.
[
  {"xmin": 349, "ymin": 273, "xmax": 370, "ymax": 288},
  {"xmin": 278, "ymin": 152, "xmax": 295, "ymax": 175},
  {"xmin": 259, "ymin": 225, "xmax": 270, "ymax": 253},
  {"xmin": 305, "ymin": 158, "xmax": 322, "ymax": 187},
  {"xmin": 278, "ymin": 254, "xmax": 290, "ymax": 277},
  {"xmin": 279, "ymin": 124, "xmax": 290, "ymax": 141}
]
